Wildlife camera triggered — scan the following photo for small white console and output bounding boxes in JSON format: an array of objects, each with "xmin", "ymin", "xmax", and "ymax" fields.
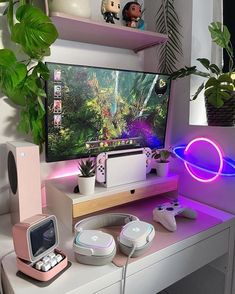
[{"xmin": 96, "ymin": 148, "xmax": 152, "ymax": 187}]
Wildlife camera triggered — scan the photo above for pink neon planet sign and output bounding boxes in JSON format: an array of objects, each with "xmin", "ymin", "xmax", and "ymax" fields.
[{"xmin": 183, "ymin": 137, "xmax": 224, "ymax": 183}]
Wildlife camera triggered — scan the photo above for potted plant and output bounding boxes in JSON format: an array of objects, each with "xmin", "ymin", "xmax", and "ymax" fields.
[
  {"xmin": 78, "ymin": 158, "xmax": 96, "ymax": 195},
  {"xmin": 47, "ymin": 0, "xmax": 91, "ymax": 19},
  {"xmin": 170, "ymin": 21, "xmax": 235, "ymax": 126},
  {"xmin": 152, "ymin": 148, "xmax": 175, "ymax": 177},
  {"xmin": 0, "ymin": 1, "xmax": 58, "ymax": 150}
]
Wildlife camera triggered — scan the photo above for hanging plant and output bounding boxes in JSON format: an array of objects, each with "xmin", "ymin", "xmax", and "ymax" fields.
[
  {"xmin": 0, "ymin": 0, "xmax": 58, "ymax": 151},
  {"xmin": 155, "ymin": 0, "xmax": 183, "ymax": 73}
]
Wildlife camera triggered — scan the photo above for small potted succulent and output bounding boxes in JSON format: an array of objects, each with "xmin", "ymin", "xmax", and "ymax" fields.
[
  {"xmin": 78, "ymin": 158, "xmax": 96, "ymax": 195},
  {"xmin": 152, "ymin": 149, "xmax": 175, "ymax": 177}
]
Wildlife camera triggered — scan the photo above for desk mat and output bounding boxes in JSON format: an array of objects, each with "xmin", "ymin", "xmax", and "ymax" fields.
[{"xmin": 100, "ymin": 197, "xmax": 222, "ymax": 267}]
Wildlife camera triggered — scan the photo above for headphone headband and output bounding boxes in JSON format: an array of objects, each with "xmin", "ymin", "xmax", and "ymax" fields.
[{"xmin": 74, "ymin": 213, "xmax": 139, "ymax": 233}]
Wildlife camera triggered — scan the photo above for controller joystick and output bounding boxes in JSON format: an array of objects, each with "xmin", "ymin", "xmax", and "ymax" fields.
[{"xmin": 153, "ymin": 200, "xmax": 197, "ymax": 232}]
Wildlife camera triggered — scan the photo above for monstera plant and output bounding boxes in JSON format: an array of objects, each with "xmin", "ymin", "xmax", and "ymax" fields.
[
  {"xmin": 0, "ymin": 0, "xmax": 58, "ymax": 150},
  {"xmin": 170, "ymin": 21, "xmax": 235, "ymax": 126},
  {"xmin": 171, "ymin": 22, "xmax": 235, "ymax": 108}
]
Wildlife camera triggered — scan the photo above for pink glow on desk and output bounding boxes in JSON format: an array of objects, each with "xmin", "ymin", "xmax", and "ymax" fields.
[{"xmin": 47, "ymin": 162, "xmax": 78, "ymax": 180}]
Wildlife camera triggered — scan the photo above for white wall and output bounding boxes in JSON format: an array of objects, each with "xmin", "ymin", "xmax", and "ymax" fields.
[{"xmin": 169, "ymin": 0, "xmax": 235, "ymax": 215}]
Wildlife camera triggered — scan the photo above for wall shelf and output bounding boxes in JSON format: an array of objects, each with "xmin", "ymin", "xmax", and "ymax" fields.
[{"xmin": 49, "ymin": 12, "xmax": 168, "ymax": 53}]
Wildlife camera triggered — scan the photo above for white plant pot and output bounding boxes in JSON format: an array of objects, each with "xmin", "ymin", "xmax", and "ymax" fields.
[
  {"xmin": 78, "ymin": 175, "xmax": 95, "ymax": 195},
  {"xmin": 156, "ymin": 162, "xmax": 170, "ymax": 177},
  {"xmin": 48, "ymin": 0, "xmax": 91, "ymax": 18}
]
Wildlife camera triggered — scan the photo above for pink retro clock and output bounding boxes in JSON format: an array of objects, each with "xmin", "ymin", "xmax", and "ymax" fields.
[{"xmin": 12, "ymin": 214, "xmax": 68, "ymax": 282}]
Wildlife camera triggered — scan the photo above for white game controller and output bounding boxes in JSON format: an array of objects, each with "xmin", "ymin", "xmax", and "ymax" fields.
[
  {"xmin": 96, "ymin": 148, "xmax": 152, "ymax": 183},
  {"xmin": 96, "ymin": 152, "xmax": 106, "ymax": 183},
  {"xmin": 153, "ymin": 200, "xmax": 197, "ymax": 232}
]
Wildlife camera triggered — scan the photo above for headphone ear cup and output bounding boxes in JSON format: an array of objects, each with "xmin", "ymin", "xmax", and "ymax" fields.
[
  {"xmin": 118, "ymin": 238, "xmax": 153, "ymax": 257},
  {"xmin": 75, "ymin": 247, "xmax": 116, "ymax": 266},
  {"xmin": 73, "ymin": 230, "xmax": 117, "ymax": 266},
  {"xmin": 117, "ymin": 220, "xmax": 155, "ymax": 257}
]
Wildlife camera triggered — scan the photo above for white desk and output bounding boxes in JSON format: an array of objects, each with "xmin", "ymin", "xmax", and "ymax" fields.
[{"xmin": 1, "ymin": 196, "xmax": 235, "ymax": 294}]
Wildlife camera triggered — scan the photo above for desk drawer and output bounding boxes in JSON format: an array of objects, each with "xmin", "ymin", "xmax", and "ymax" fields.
[{"xmin": 97, "ymin": 228, "xmax": 229, "ymax": 294}]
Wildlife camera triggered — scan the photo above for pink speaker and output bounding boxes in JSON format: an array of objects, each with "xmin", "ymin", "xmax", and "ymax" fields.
[{"xmin": 7, "ymin": 141, "xmax": 42, "ymax": 224}]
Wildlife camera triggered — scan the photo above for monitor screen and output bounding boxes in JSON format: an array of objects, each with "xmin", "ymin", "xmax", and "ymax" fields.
[{"xmin": 45, "ymin": 62, "xmax": 171, "ymax": 162}]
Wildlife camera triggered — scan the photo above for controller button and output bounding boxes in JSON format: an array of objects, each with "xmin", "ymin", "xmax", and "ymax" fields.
[{"xmin": 166, "ymin": 207, "xmax": 174, "ymax": 211}]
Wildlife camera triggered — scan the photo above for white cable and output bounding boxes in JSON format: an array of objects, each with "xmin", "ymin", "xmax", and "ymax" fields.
[
  {"xmin": 0, "ymin": 250, "xmax": 14, "ymax": 294},
  {"xmin": 121, "ymin": 245, "xmax": 136, "ymax": 294}
]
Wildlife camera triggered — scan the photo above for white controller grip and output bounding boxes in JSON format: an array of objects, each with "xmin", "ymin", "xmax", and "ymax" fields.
[
  {"xmin": 180, "ymin": 208, "xmax": 197, "ymax": 219},
  {"xmin": 96, "ymin": 153, "xmax": 106, "ymax": 183}
]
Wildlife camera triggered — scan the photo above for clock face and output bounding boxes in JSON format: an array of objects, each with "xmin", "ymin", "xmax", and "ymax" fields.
[{"xmin": 30, "ymin": 219, "xmax": 56, "ymax": 258}]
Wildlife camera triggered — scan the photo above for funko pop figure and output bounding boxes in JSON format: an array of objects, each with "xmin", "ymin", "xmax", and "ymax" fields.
[
  {"xmin": 122, "ymin": 1, "xmax": 143, "ymax": 29},
  {"xmin": 101, "ymin": 0, "xmax": 121, "ymax": 24}
]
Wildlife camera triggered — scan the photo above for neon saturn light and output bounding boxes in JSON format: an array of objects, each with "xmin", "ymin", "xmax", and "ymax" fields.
[{"xmin": 173, "ymin": 137, "xmax": 235, "ymax": 183}]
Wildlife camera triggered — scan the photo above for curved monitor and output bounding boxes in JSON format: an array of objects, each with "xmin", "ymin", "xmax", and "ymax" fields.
[{"xmin": 45, "ymin": 62, "xmax": 171, "ymax": 162}]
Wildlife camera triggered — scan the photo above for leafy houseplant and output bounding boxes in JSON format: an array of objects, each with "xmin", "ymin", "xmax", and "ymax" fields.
[
  {"xmin": 170, "ymin": 22, "xmax": 235, "ymax": 126},
  {"xmin": 0, "ymin": 1, "xmax": 58, "ymax": 150},
  {"xmin": 152, "ymin": 149, "xmax": 175, "ymax": 177},
  {"xmin": 78, "ymin": 158, "xmax": 96, "ymax": 195},
  {"xmin": 152, "ymin": 149, "xmax": 175, "ymax": 163}
]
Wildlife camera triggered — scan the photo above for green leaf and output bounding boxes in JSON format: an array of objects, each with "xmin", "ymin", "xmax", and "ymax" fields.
[
  {"xmin": 197, "ymin": 58, "xmax": 210, "ymax": 70},
  {"xmin": 217, "ymin": 73, "xmax": 233, "ymax": 83},
  {"xmin": 0, "ymin": 49, "xmax": 27, "ymax": 96},
  {"xmin": 209, "ymin": 64, "xmax": 221, "ymax": 75},
  {"xmin": 11, "ymin": 4, "xmax": 58, "ymax": 59},
  {"xmin": 18, "ymin": 109, "xmax": 30, "ymax": 134},
  {"xmin": 25, "ymin": 75, "xmax": 46, "ymax": 97},
  {"xmin": 208, "ymin": 96, "xmax": 224, "ymax": 108},
  {"xmin": 7, "ymin": 0, "xmax": 13, "ymax": 32},
  {"xmin": 170, "ymin": 66, "xmax": 197, "ymax": 80},
  {"xmin": 205, "ymin": 75, "xmax": 234, "ymax": 107},
  {"xmin": 209, "ymin": 22, "xmax": 230, "ymax": 49},
  {"xmin": 33, "ymin": 61, "xmax": 50, "ymax": 80},
  {"xmin": 0, "ymin": 48, "xmax": 17, "ymax": 66},
  {"xmin": 205, "ymin": 77, "xmax": 219, "ymax": 88}
]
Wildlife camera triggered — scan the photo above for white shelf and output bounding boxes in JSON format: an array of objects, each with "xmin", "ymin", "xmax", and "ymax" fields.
[
  {"xmin": 49, "ymin": 12, "xmax": 168, "ymax": 53},
  {"xmin": 46, "ymin": 174, "xmax": 179, "ymax": 230}
]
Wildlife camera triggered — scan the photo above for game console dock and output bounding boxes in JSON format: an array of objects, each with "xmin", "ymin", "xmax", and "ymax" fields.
[{"xmin": 96, "ymin": 148, "xmax": 152, "ymax": 187}]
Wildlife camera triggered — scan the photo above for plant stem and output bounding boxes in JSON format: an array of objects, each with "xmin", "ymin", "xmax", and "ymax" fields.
[
  {"xmin": 7, "ymin": 0, "xmax": 14, "ymax": 33},
  {"xmin": 193, "ymin": 70, "xmax": 210, "ymax": 78}
]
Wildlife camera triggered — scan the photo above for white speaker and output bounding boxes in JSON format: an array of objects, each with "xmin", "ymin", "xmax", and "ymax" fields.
[{"xmin": 7, "ymin": 141, "xmax": 42, "ymax": 224}]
